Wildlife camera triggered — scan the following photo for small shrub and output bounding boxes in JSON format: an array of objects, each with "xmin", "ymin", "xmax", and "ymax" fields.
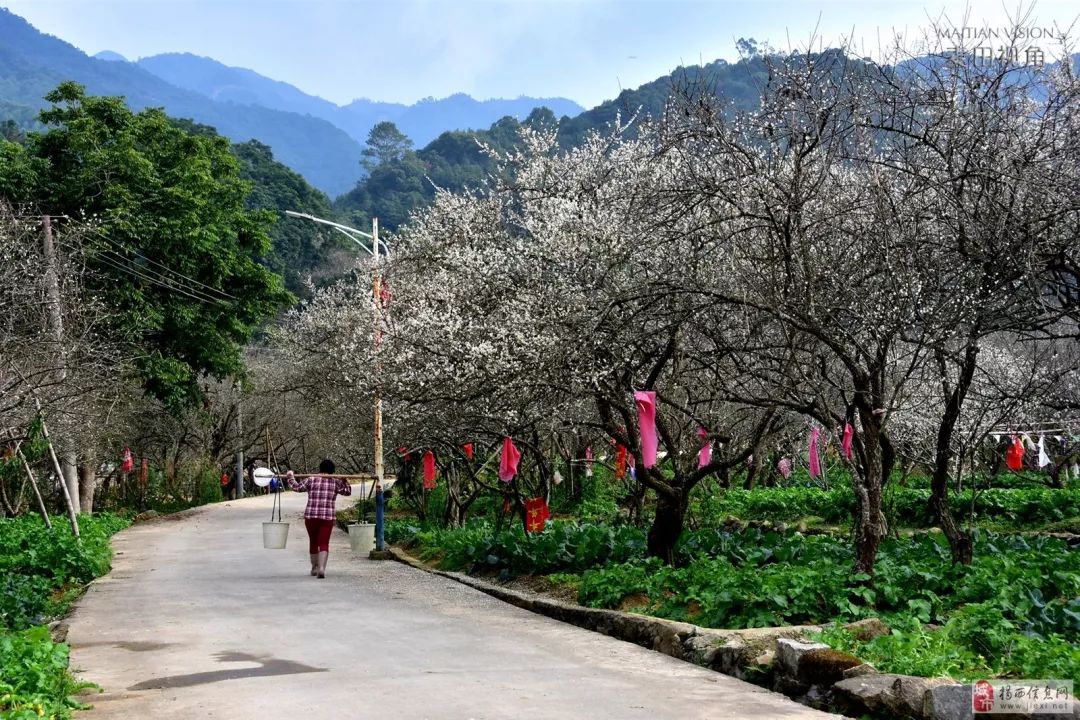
[{"xmin": 0, "ymin": 626, "xmax": 94, "ymax": 719}]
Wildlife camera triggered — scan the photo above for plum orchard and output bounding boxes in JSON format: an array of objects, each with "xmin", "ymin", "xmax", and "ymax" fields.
[{"xmin": 279, "ymin": 39, "xmax": 1080, "ymax": 573}]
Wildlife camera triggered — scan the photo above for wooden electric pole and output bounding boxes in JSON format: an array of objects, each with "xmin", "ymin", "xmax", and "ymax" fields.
[{"xmin": 41, "ymin": 215, "xmax": 81, "ymax": 514}]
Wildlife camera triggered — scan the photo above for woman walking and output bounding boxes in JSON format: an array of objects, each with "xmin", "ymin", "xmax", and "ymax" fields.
[{"xmin": 286, "ymin": 459, "xmax": 352, "ymax": 578}]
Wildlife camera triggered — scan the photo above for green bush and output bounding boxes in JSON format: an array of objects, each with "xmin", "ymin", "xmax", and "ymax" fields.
[
  {"xmin": 0, "ymin": 514, "xmax": 129, "ymax": 587},
  {"xmin": 0, "ymin": 626, "xmax": 92, "ymax": 719},
  {"xmin": 388, "ymin": 519, "xmax": 646, "ymax": 575},
  {"xmin": 0, "ymin": 575, "xmax": 55, "ymax": 632},
  {"xmin": 822, "ymin": 613, "xmax": 1080, "ymax": 683},
  {"xmin": 695, "ymin": 485, "xmax": 1080, "ymax": 529},
  {"xmin": 0, "ymin": 514, "xmax": 129, "ymax": 718}
]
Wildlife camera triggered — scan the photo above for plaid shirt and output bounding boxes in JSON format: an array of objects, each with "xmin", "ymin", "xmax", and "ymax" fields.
[{"xmin": 288, "ymin": 475, "xmax": 352, "ymax": 520}]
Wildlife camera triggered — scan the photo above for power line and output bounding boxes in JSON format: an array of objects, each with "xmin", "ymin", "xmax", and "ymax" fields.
[
  {"xmin": 25, "ymin": 214, "xmax": 236, "ymax": 302},
  {"xmin": 92, "ymin": 252, "xmax": 229, "ymax": 306},
  {"xmin": 79, "ymin": 225, "xmax": 237, "ymax": 301},
  {"xmin": 53, "ymin": 235, "xmax": 229, "ymax": 306}
]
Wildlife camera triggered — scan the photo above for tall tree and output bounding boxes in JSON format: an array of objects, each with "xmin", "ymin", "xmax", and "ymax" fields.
[
  {"xmin": 0, "ymin": 82, "xmax": 292, "ymax": 410},
  {"xmin": 360, "ymin": 121, "xmax": 414, "ymax": 172}
]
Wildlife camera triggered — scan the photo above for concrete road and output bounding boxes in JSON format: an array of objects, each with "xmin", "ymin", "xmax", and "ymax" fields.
[{"xmin": 66, "ymin": 490, "xmax": 838, "ymax": 719}]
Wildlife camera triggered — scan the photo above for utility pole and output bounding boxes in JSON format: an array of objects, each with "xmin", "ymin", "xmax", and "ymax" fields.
[
  {"xmin": 235, "ymin": 383, "xmax": 245, "ymax": 499},
  {"xmin": 372, "ymin": 217, "xmax": 384, "ymax": 487},
  {"xmin": 41, "ymin": 215, "xmax": 80, "ymax": 514},
  {"xmin": 372, "ymin": 218, "xmax": 386, "ymax": 551}
]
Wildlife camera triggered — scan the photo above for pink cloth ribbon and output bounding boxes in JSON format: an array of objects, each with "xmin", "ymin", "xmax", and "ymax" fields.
[
  {"xmin": 841, "ymin": 422, "xmax": 854, "ymax": 461},
  {"xmin": 697, "ymin": 426, "xmax": 711, "ymax": 468},
  {"xmin": 499, "ymin": 436, "xmax": 521, "ymax": 483},
  {"xmin": 808, "ymin": 427, "xmax": 821, "ymax": 478},
  {"xmin": 634, "ymin": 391, "xmax": 658, "ymax": 468}
]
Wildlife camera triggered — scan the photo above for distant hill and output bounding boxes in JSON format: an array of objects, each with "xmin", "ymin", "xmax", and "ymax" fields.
[
  {"xmin": 374, "ymin": 93, "xmax": 584, "ymax": 147},
  {"xmin": 136, "ymin": 52, "xmax": 583, "ymax": 147},
  {"xmin": 0, "ymin": 8, "xmax": 364, "ymax": 195},
  {"xmin": 92, "ymin": 50, "xmax": 128, "ymax": 62},
  {"xmin": 556, "ymin": 57, "xmax": 768, "ymax": 147},
  {"xmin": 334, "ymin": 57, "xmax": 771, "ymax": 232}
]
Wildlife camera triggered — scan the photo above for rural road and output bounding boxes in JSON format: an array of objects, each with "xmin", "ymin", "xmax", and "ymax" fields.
[{"xmin": 66, "ymin": 490, "xmax": 838, "ymax": 719}]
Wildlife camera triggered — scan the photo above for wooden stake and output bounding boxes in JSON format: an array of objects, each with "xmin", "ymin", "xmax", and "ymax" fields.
[
  {"xmin": 39, "ymin": 415, "xmax": 79, "ymax": 538},
  {"xmin": 16, "ymin": 446, "xmax": 52, "ymax": 530}
]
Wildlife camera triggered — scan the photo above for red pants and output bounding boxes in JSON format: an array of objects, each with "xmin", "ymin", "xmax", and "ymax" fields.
[{"xmin": 304, "ymin": 518, "xmax": 335, "ymax": 553}]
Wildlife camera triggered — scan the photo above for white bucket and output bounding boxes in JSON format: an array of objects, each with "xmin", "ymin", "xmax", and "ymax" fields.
[
  {"xmin": 348, "ymin": 523, "xmax": 375, "ymax": 554},
  {"xmin": 262, "ymin": 521, "xmax": 290, "ymax": 549}
]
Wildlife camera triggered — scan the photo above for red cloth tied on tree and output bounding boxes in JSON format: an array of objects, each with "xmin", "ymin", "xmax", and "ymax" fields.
[
  {"xmin": 697, "ymin": 426, "xmax": 711, "ymax": 468},
  {"xmin": 1006, "ymin": 435, "xmax": 1025, "ymax": 471},
  {"xmin": 422, "ymin": 450, "xmax": 437, "ymax": 489},
  {"xmin": 121, "ymin": 447, "xmax": 134, "ymax": 474},
  {"xmin": 634, "ymin": 390, "xmax": 658, "ymax": 468},
  {"xmin": 499, "ymin": 436, "xmax": 521, "ymax": 483},
  {"xmin": 462, "ymin": 443, "xmax": 474, "ymax": 460},
  {"xmin": 525, "ymin": 497, "xmax": 550, "ymax": 533},
  {"xmin": 614, "ymin": 444, "xmax": 627, "ymax": 479},
  {"xmin": 808, "ymin": 427, "xmax": 822, "ymax": 478},
  {"xmin": 841, "ymin": 423, "xmax": 854, "ymax": 461},
  {"xmin": 613, "ymin": 444, "xmax": 630, "ymax": 479}
]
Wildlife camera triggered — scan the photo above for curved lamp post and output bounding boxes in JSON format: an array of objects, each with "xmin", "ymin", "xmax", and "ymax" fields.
[{"xmin": 285, "ymin": 211, "xmax": 389, "ymax": 551}]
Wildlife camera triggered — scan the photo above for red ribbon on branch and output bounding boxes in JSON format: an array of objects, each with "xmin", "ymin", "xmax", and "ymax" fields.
[
  {"xmin": 499, "ymin": 437, "xmax": 521, "ymax": 483},
  {"xmin": 422, "ymin": 450, "xmax": 437, "ymax": 489},
  {"xmin": 615, "ymin": 444, "xmax": 627, "ymax": 479}
]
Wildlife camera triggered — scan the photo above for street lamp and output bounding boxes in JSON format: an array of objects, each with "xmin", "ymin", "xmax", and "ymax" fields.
[
  {"xmin": 285, "ymin": 211, "xmax": 388, "ymax": 549},
  {"xmin": 283, "ymin": 211, "xmax": 391, "ymax": 259}
]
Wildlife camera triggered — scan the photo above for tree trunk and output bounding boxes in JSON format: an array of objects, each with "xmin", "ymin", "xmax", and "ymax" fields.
[
  {"xmin": 852, "ymin": 379, "xmax": 886, "ymax": 576},
  {"xmin": 744, "ymin": 437, "xmax": 767, "ymax": 490},
  {"xmin": 646, "ymin": 488, "xmax": 686, "ymax": 564},
  {"xmin": 78, "ymin": 454, "xmax": 97, "ymax": 516},
  {"xmin": 929, "ymin": 345, "xmax": 976, "ymax": 565},
  {"xmin": 62, "ymin": 452, "xmax": 80, "ymax": 514}
]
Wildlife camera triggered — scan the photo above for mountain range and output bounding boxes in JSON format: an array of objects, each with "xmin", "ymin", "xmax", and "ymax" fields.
[
  {"xmin": 130, "ymin": 52, "xmax": 583, "ymax": 149},
  {"xmin": 0, "ymin": 7, "xmax": 581, "ymax": 195}
]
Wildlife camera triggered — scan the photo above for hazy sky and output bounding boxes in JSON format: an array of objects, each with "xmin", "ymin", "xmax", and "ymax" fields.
[{"xmin": 4, "ymin": 0, "xmax": 1077, "ymax": 107}]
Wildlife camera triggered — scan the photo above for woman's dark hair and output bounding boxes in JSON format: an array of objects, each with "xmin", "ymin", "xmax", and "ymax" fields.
[{"xmin": 319, "ymin": 458, "xmax": 336, "ymax": 475}]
